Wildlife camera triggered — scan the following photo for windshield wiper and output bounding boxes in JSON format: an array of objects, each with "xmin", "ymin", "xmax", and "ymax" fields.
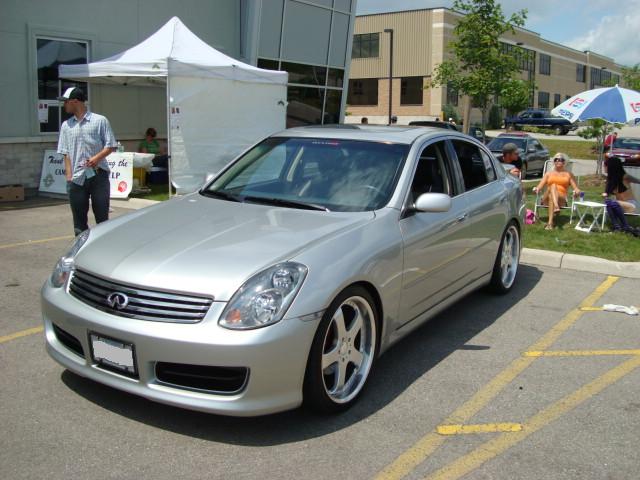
[
  {"xmin": 201, "ymin": 190, "xmax": 243, "ymax": 202},
  {"xmin": 243, "ymin": 195, "xmax": 330, "ymax": 212}
]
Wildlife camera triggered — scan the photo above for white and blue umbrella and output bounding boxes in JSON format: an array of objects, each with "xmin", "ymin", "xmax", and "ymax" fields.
[{"xmin": 551, "ymin": 85, "xmax": 640, "ymax": 124}]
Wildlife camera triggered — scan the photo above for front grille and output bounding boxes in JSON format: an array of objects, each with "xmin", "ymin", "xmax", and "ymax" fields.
[
  {"xmin": 155, "ymin": 362, "xmax": 249, "ymax": 394},
  {"xmin": 69, "ymin": 269, "xmax": 213, "ymax": 323},
  {"xmin": 52, "ymin": 323, "xmax": 84, "ymax": 357}
]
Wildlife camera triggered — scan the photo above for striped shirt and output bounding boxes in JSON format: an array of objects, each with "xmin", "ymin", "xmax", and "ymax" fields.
[{"xmin": 57, "ymin": 111, "xmax": 117, "ymax": 185}]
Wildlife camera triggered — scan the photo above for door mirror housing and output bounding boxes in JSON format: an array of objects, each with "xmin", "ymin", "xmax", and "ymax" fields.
[{"xmin": 414, "ymin": 193, "xmax": 452, "ymax": 213}]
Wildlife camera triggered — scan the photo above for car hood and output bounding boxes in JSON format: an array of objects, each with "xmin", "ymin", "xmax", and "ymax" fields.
[{"xmin": 75, "ymin": 194, "xmax": 374, "ymax": 301}]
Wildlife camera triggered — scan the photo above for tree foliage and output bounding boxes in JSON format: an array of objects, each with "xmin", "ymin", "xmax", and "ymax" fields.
[
  {"xmin": 577, "ymin": 119, "xmax": 622, "ymax": 175},
  {"xmin": 622, "ymin": 64, "xmax": 640, "ymax": 91},
  {"xmin": 431, "ymin": 0, "xmax": 528, "ymax": 126},
  {"xmin": 500, "ymin": 79, "xmax": 534, "ymax": 116}
]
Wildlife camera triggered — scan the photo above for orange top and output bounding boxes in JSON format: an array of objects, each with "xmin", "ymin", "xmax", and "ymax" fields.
[{"xmin": 547, "ymin": 171, "xmax": 570, "ymax": 197}]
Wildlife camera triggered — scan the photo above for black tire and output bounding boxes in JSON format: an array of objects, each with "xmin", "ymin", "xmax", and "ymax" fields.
[
  {"xmin": 553, "ymin": 125, "xmax": 563, "ymax": 136},
  {"xmin": 303, "ymin": 286, "xmax": 379, "ymax": 413},
  {"xmin": 488, "ymin": 222, "xmax": 520, "ymax": 294}
]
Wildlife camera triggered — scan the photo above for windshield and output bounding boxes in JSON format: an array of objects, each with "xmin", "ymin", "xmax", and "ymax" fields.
[
  {"xmin": 202, "ymin": 137, "xmax": 409, "ymax": 212},
  {"xmin": 613, "ymin": 137, "xmax": 640, "ymax": 150},
  {"xmin": 487, "ymin": 138, "xmax": 526, "ymax": 152}
]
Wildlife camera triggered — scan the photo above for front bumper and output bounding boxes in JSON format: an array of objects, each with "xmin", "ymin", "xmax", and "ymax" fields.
[{"xmin": 42, "ymin": 281, "xmax": 320, "ymax": 416}]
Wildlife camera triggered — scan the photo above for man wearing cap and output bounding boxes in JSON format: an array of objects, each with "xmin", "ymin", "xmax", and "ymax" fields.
[
  {"xmin": 57, "ymin": 87, "xmax": 117, "ymax": 235},
  {"xmin": 501, "ymin": 143, "xmax": 523, "ymax": 178}
]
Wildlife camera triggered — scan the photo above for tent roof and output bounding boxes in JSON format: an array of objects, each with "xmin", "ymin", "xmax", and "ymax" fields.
[{"xmin": 59, "ymin": 16, "xmax": 287, "ymax": 86}]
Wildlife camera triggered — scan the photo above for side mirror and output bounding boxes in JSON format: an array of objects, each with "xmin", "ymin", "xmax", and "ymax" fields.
[{"xmin": 414, "ymin": 193, "xmax": 452, "ymax": 213}]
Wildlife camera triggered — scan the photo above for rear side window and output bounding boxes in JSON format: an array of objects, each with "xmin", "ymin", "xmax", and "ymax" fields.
[{"xmin": 451, "ymin": 140, "xmax": 495, "ymax": 190}]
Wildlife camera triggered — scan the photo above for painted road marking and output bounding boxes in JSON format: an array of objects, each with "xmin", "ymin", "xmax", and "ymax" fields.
[
  {"xmin": 0, "ymin": 326, "xmax": 44, "ymax": 344},
  {"xmin": 0, "ymin": 235, "xmax": 73, "ymax": 250},
  {"xmin": 374, "ymin": 275, "xmax": 619, "ymax": 480},
  {"xmin": 425, "ymin": 355, "xmax": 640, "ymax": 480},
  {"xmin": 525, "ymin": 349, "xmax": 640, "ymax": 357},
  {"xmin": 437, "ymin": 423, "xmax": 523, "ymax": 435}
]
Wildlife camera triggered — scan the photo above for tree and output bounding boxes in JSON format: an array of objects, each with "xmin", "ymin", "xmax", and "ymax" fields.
[
  {"xmin": 500, "ymin": 78, "xmax": 534, "ymax": 117},
  {"xmin": 430, "ymin": 0, "xmax": 528, "ymax": 131},
  {"xmin": 621, "ymin": 64, "xmax": 640, "ymax": 91}
]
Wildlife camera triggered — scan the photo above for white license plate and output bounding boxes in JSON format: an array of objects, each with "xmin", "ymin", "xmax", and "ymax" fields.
[{"xmin": 90, "ymin": 333, "xmax": 136, "ymax": 376}]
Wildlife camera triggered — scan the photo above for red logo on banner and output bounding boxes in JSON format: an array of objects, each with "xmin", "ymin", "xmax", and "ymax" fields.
[
  {"xmin": 118, "ymin": 181, "xmax": 127, "ymax": 192},
  {"xmin": 630, "ymin": 102, "xmax": 640, "ymax": 113}
]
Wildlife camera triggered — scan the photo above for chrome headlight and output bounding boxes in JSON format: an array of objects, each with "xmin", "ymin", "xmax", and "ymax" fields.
[
  {"xmin": 50, "ymin": 230, "xmax": 90, "ymax": 288},
  {"xmin": 219, "ymin": 262, "xmax": 308, "ymax": 330}
]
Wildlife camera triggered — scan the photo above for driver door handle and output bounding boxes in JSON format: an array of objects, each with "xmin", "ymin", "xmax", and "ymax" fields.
[{"xmin": 456, "ymin": 213, "xmax": 468, "ymax": 223}]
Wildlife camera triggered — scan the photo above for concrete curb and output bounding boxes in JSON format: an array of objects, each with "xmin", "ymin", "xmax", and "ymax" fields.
[
  {"xmin": 112, "ymin": 199, "xmax": 640, "ymax": 278},
  {"xmin": 521, "ymin": 248, "xmax": 640, "ymax": 279}
]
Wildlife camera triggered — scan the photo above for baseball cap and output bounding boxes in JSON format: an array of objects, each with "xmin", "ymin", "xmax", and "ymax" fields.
[
  {"xmin": 57, "ymin": 87, "xmax": 86, "ymax": 102},
  {"xmin": 502, "ymin": 142, "xmax": 519, "ymax": 154}
]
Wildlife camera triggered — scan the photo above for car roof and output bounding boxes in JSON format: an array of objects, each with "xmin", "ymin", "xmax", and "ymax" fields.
[{"xmin": 272, "ymin": 124, "xmax": 471, "ymax": 145}]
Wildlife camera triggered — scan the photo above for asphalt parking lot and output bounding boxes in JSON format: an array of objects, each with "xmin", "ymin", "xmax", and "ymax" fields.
[{"xmin": 1, "ymin": 200, "xmax": 639, "ymax": 480}]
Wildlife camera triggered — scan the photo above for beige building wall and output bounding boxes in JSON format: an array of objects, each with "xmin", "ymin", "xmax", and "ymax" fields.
[{"xmin": 347, "ymin": 8, "xmax": 625, "ymax": 125}]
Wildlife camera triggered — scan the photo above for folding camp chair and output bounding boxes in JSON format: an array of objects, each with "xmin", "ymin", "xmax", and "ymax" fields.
[{"xmin": 533, "ymin": 159, "xmax": 576, "ymax": 219}]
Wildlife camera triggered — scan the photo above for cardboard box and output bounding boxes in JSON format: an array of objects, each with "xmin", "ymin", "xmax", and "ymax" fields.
[{"xmin": 0, "ymin": 185, "xmax": 25, "ymax": 202}]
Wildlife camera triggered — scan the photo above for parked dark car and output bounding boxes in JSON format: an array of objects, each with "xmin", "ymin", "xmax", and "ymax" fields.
[
  {"xmin": 504, "ymin": 109, "xmax": 574, "ymax": 135},
  {"xmin": 486, "ymin": 132, "xmax": 549, "ymax": 178},
  {"xmin": 408, "ymin": 121, "xmax": 486, "ymax": 143}
]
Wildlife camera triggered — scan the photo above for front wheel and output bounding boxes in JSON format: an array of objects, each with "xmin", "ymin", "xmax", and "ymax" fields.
[
  {"xmin": 553, "ymin": 125, "xmax": 563, "ymax": 136},
  {"xmin": 303, "ymin": 286, "xmax": 378, "ymax": 413},
  {"xmin": 488, "ymin": 223, "xmax": 520, "ymax": 294}
]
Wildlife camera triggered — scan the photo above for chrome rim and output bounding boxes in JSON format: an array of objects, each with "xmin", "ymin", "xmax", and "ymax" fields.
[
  {"xmin": 321, "ymin": 296, "xmax": 376, "ymax": 404},
  {"xmin": 500, "ymin": 225, "xmax": 520, "ymax": 289}
]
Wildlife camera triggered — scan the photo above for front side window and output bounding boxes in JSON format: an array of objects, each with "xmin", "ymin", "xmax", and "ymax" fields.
[
  {"xmin": 451, "ymin": 140, "xmax": 494, "ymax": 191},
  {"xmin": 409, "ymin": 141, "xmax": 453, "ymax": 203},
  {"xmin": 205, "ymin": 137, "xmax": 409, "ymax": 212},
  {"xmin": 36, "ymin": 37, "xmax": 88, "ymax": 133}
]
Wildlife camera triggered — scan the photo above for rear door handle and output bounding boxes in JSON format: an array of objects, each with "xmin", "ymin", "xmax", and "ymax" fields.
[{"xmin": 456, "ymin": 213, "xmax": 468, "ymax": 223}]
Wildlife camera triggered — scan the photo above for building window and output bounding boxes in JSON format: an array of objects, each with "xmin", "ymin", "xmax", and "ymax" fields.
[
  {"xmin": 323, "ymin": 89, "xmax": 343, "ymax": 124},
  {"xmin": 539, "ymin": 54, "xmax": 551, "ymax": 75},
  {"xmin": 281, "ymin": 61, "xmax": 327, "ymax": 86},
  {"xmin": 347, "ymin": 78, "xmax": 378, "ymax": 105},
  {"xmin": 538, "ymin": 91, "xmax": 549, "ymax": 109},
  {"xmin": 36, "ymin": 37, "xmax": 88, "ymax": 133},
  {"xmin": 576, "ymin": 64, "xmax": 586, "ymax": 83},
  {"xmin": 352, "ymin": 33, "xmax": 379, "ymax": 59},
  {"xmin": 446, "ymin": 82, "xmax": 458, "ymax": 106},
  {"xmin": 554, "ymin": 93, "xmax": 561, "ymax": 107},
  {"xmin": 257, "ymin": 58, "xmax": 279, "ymax": 70},
  {"xmin": 286, "ymin": 86, "xmax": 326, "ymax": 127},
  {"xmin": 590, "ymin": 67, "xmax": 613, "ymax": 89},
  {"xmin": 401, "ymin": 77, "xmax": 423, "ymax": 105}
]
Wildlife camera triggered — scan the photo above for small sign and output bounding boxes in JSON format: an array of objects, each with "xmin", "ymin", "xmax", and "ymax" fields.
[
  {"xmin": 39, "ymin": 150, "xmax": 67, "ymax": 194},
  {"xmin": 38, "ymin": 102, "xmax": 49, "ymax": 123}
]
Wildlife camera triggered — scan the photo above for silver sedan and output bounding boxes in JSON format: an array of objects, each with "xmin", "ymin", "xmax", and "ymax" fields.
[{"xmin": 42, "ymin": 125, "xmax": 524, "ymax": 416}]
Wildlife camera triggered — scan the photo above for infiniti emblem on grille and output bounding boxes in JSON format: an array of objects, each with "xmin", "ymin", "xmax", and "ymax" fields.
[{"xmin": 106, "ymin": 292, "xmax": 129, "ymax": 310}]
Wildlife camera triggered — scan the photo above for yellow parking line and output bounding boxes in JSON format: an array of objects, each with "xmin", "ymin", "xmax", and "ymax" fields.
[
  {"xmin": 425, "ymin": 355, "xmax": 640, "ymax": 480},
  {"xmin": 0, "ymin": 235, "xmax": 73, "ymax": 250},
  {"xmin": 0, "ymin": 326, "xmax": 44, "ymax": 344},
  {"xmin": 374, "ymin": 275, "xmax": 619, "ymax": 480},
  {"xmin": 525, "ymin": 349, "xmax": 640, "ymax": 357},
  {"xmin": 437, "ymin": 423, "xmax": 522, "ymax": 435},
  {"xmin": 579, "ymin": 307, "xmax": 602, "ymax": 311}
]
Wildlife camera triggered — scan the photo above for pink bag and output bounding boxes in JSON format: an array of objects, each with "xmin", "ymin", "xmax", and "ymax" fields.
[{"xmin": 525, "ymin": 209, "xmax": 537, "ymax": 225}]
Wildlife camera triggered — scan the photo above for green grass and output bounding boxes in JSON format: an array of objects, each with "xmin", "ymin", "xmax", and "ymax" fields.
[
  {"xmin": 522, "ymin": 175, "xmax": 640, "ymax": 262},
  {"xmin": 540, "ymin": 139, "xmax": 598, "ymax": 160}
]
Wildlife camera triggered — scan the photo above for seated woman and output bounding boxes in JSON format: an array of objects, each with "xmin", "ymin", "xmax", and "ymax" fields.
[
  {"xmin": 602, "ymin": 156, "xmax": 639, "ymax": 235},
  {"xmin": 138, "ymin": 127, "xmax": 161, "ymax": 155},
  {"xmin": 532, "ymin": 153, "xmax": 581, "ymax": 230}
]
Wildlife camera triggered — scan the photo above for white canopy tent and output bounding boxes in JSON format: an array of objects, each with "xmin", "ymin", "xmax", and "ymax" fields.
[{"xmin": 59, "ymin": 16, "xmax": 288, "ymax": 194}]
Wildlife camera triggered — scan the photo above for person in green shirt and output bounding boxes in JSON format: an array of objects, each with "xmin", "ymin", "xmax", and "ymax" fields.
[{"xmin": 138, "ymin": 127, "xmax": 161, "ymax": 154}]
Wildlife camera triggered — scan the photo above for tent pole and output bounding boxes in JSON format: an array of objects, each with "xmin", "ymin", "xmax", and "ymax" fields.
[{"xmin": 166, "ymin": 70, "xmax": 172, "ymax": 199}]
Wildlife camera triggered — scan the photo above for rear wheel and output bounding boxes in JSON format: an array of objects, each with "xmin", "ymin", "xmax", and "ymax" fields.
[
  {"xmin": 488, "ymin": 223, "xmax": 520, "ymax": 294},
  {"xmin": 553, "ymin": 125, "xmax": 563, "ymax": 136},
  {"xmin": 303, "ymin": 286, "xmax": 378, "ymax": 413}
]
